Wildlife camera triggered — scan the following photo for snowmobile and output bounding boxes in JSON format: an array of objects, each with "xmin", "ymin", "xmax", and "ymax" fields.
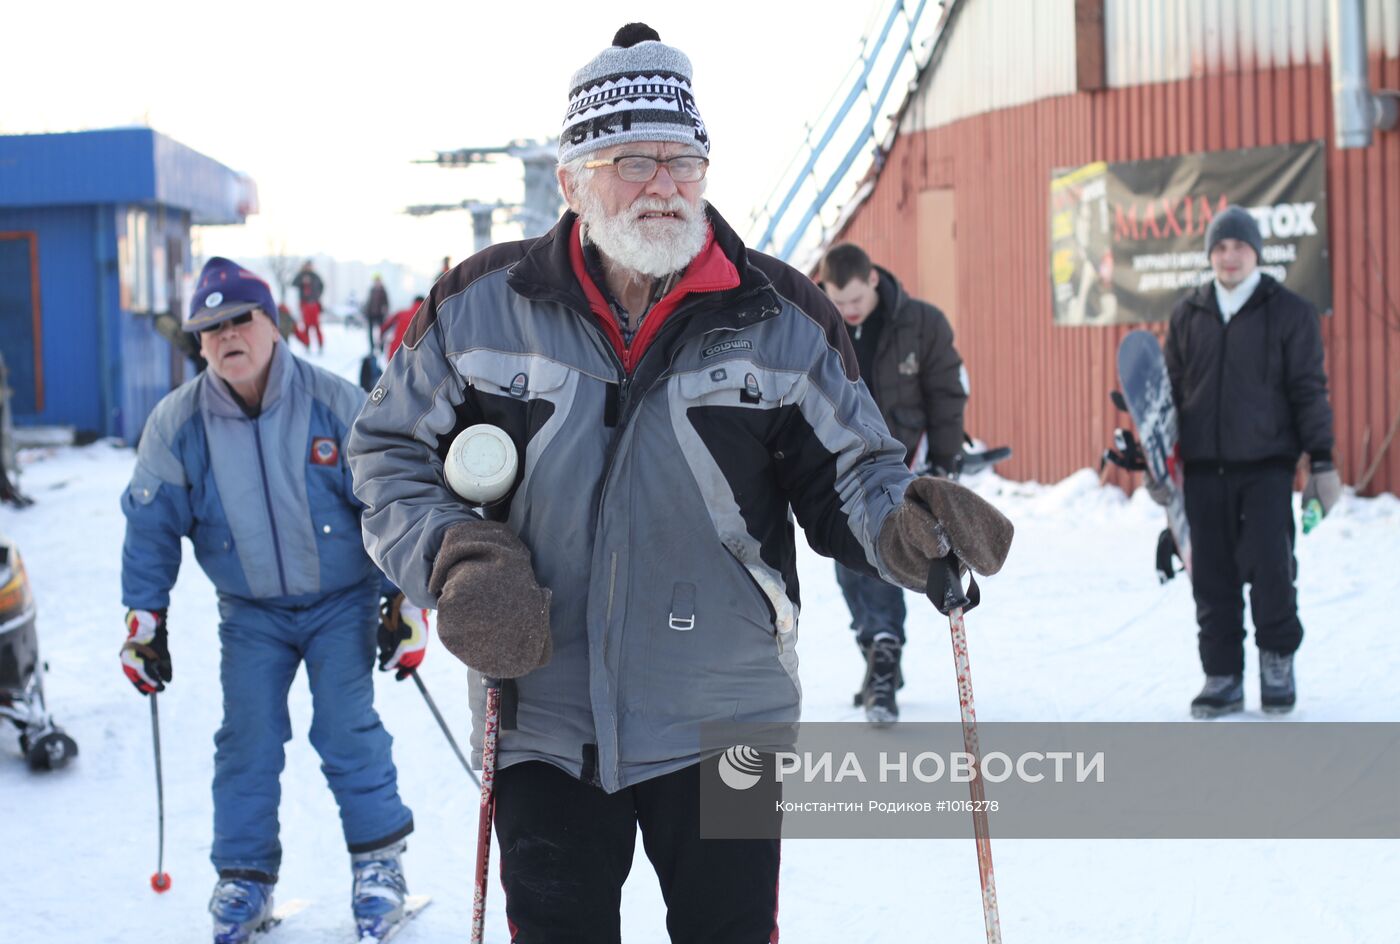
[{"xmin": 0, "ymin": 531, "xmax": 77, "ymax": 769}]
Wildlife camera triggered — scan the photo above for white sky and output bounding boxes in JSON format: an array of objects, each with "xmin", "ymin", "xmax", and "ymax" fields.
[{"xmin": 4, "ymin": 0, "xmax": 931, "ymax": 274}]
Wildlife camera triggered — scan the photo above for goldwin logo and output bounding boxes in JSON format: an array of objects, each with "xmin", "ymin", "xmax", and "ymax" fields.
[
  {"xmin": 702, "ymin": 339, "xmax": 754, "ymax": 359},
  {"xmin": 717, "ymin": 745, "xmax": 764, "ymax": 790}
]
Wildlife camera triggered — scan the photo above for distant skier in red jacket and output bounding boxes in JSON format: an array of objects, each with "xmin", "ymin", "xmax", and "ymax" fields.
[
  {"xmin": 293, "ymin": 261, "xmax": 326, "ymax": 353},
  {"xmin": 380, "ymin": 296, "xmax": 424, "ymax": 360}
]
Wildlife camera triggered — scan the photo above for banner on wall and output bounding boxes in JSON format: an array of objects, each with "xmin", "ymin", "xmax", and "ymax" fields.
[{"xmin": 1049, "ymin": 141, "xmax": 1330, "ymax": 326}]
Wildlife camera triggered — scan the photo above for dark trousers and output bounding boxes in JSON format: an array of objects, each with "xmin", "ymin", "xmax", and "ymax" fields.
[
  {"xmin": 366, "ymin": 314, "xmax": 384, "ymax": 353},
  {"xmin": 494, "ymin": 761, "xmax": 780, "ymax": 944},
  {"xmin": 834, "ymin": 561, "xmax": 907, "ymax": 645},
  {"xmin": 1184, "ymin": 466, "xmax": 1303, "ymax": 675}
]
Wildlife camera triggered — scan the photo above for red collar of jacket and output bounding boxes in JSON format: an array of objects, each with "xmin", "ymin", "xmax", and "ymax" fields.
[{"xmin": 567, "ymin": 218, "xmax": 740, "ymax": 372}]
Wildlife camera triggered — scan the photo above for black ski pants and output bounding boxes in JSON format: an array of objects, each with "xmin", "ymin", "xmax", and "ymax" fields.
[
  {"xmin": 494, "ymin": 760, "xmax": 780, "ymax": 944},
  {"xmin": 1184, "ymin": 465, "xmax": 1303, "ymax": 675}
]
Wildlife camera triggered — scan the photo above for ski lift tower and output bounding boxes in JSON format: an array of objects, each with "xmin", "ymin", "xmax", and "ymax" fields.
[{"xmin": 406, "ymin": 138, "xmax": 562, "ymax": 248}]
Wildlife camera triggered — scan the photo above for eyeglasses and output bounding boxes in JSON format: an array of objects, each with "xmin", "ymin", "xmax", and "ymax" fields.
[
  {"xmin": 582, "ymin": 154, "xmax": 709, "ymax": 183},
  {"xmin": 199, "ymin": 311, "xmax": 255, "ymax": 336}
]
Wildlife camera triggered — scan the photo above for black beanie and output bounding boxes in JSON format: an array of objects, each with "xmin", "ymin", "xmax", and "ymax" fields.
[{"xmin": 1204, "ymin": 206, "xmax": 1263, "ymax": 259}]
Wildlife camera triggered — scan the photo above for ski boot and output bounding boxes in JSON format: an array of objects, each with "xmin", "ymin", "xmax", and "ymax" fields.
[
  {"xmin": 210, "ymin": 876, "xmax": 275, "ymax": 944},
  {"xmin": 859, "ymin": 633, "xmax": 903, "ymax": 725},
  {"xmin": 1260, "ymin": 650, "xmax": 1296, "ymax": 714},
  {"xmin": 1190, "ymin": 674, "xmax": 1243, "ymax": 719},
  {"xmin": 352, "ymin": 840, "xmax": 409, "ymax": 940}
]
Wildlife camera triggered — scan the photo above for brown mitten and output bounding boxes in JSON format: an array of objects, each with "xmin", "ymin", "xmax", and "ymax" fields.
[
  {"xmin": 878, "ymin": 476, "xmax": 1015, "ymax": 590},
  {"xmin": 429, "ymin": 520, "xmax": 553, "ymax": 678}
]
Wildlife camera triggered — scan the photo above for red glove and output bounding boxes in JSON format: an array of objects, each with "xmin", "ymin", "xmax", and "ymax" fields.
[
  {"xmin": 378, "ymin": 594, "xmax": 430, "ymax": 680},
  {"xmin": 120, "ymin": 608, "xmax": 171, "ymax": 694}
]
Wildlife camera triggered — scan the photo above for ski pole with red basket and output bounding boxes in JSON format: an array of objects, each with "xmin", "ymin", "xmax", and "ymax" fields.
[{"xmin": 148, "ymin": 693, "xmax": 172, "ymax": 893}]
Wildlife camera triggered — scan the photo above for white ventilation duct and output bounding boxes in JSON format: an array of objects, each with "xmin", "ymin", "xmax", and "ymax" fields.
[{"xmin": 1330, "ymin": 0, "xmax": 1400, "ymax": 149}]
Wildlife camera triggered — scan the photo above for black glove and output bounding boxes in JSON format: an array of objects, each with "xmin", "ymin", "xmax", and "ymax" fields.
[
  {"xmin": 120, "ymin": 608, "xmax": 171, "ymax": 694},
  {"xmin": 927, "ymin": 454, "xmax": 963, "ymax": 480}
]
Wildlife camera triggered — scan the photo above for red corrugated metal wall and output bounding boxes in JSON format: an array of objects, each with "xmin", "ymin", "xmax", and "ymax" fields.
[{"xmin": 839, "ymin": 54, "xmax": 1400, "ymax": 496}]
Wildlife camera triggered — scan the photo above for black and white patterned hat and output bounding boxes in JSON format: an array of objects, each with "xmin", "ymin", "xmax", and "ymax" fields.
[{"xmin": 559, "ymin": 23, "xmax": 710, "ymax": 164}]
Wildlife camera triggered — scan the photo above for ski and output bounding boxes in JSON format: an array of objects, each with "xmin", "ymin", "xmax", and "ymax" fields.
[
  {"xmin": 359, "ymin": 895, "xmax": 431, "ymax": 942},
  {"xmin": 226, "ymin": 898, "xmax": 312, "ymax": 943}
]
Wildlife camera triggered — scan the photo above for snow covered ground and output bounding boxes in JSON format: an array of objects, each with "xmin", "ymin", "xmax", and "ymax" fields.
[{"xmin": 3, "ymin": 322, "xmax": 1398, "ymax": 942}]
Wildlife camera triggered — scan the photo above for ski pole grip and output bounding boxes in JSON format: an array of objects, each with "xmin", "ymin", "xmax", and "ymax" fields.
[
  {"xmin": 926, "ymin": 552, "xmax": 980, "ymax": 615},
  {"xmin": 480, "ymin": 675, "xmax": 520, "ymax": 731}
]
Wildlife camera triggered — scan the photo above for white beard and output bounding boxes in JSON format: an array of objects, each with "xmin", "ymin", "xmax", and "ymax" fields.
[{"xmin": 577, "ymin": 189, "xmax": 709, "ymax": 278}]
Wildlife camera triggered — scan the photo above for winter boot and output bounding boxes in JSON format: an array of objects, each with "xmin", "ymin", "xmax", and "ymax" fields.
[
  {"xmin": 852, "ymin": 636, "xmax": 904, "ymax": 707},
  {"xmin": 860, "ymin": 633, "xmax": 903, "ymax": 725},
  {"xmin": 352, "ymin": 840, "xmax": 408, "ymax": 939},
  {"xmin": 1259, "ymin": 650, "xmax": 1296, "ymax": 714},
  {"xmin": 1190, "ymin": 674, "xmax": 1244, "ymax": 719},
  {"xmin": 210, "ymin": 876, "xmax": 275, "ymax": 944}
]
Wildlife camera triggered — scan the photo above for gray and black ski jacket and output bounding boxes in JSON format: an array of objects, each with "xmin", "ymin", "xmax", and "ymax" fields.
[{"xmin": 347, "ymin": 208, "xmax": 914, "ymax": 792}]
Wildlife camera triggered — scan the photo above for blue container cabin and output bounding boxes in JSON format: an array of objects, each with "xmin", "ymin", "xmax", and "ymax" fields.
[{"xmin": 0, "ymin": 128, "xmax": 254, "ymax": 441}]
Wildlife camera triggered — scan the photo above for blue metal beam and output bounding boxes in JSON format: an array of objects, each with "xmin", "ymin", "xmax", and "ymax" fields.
[
  {"xmin": 778, "ymin": 0, "xmax": 930, "ymax": 261},
  {"xmin": 753, "ymin": 0, "xmax": 911, "ymax": 254}
]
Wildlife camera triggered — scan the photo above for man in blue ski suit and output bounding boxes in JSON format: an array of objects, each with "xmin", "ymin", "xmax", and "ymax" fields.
[{"xmin": 118, "ymin": 257, "xmax": 428, "ymax": 942}]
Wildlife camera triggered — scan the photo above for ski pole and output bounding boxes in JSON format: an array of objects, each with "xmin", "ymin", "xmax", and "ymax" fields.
[
  {"xmin": 409, "ymin": 669, "xmax": 479, "ymax": 787},
  {"xmin": 149, "ymin": 693, "xmax": 172, "ymax": 893},
  {"xmin": 470, "ymin": 677, "xmax": 503, "ymax": 944},
  {"xmin": 927, "ymin": 553, "xmax": 1001, "ymax": 944}
]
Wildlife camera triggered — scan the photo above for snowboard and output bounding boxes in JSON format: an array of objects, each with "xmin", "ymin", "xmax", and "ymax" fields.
[
  {"xmin": 960, "ymin": 445, "xmax": 1012, "ymax": 477},
  {"xmin": 1116, "ymin": 330, "xmax": 1192, "ymax": 580}
]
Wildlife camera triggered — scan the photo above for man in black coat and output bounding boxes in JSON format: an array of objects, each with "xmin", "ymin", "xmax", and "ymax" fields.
[
  {"xmin": 363, "ymin": 274, "xmax": 391, "ymax": 354},
  {"xmin": 1164, "ymin": 206, "xmax": 1339, "ymax": 718},
  {"xmin": 820, "ymin": 243, "xmax": 967, "ymax": 723}
]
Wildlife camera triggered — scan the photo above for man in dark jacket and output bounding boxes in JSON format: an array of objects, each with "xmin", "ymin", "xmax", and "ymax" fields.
[
  {"xmin": 820, "ymin": 243, "xmax": 967, "ymax": 723},
  {"xmin": 363, "ymin": 274, "xmax": 391, "ymax": 354},
  {"xmin": 1164, "ymin": 206, "xmax": 1338, "ymax": 718}
]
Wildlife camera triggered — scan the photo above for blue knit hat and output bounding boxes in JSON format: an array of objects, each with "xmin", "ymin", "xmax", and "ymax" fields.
[
  {"xmin": 185, "ymin": 257, "xmax": 277, "ymax": 333},
  {"xmin": 559, "ymin": 23, "xmax": 709, "ymax": 164},
  {"xmin": 1204, "ymin": 206, "xmax": 1263, "ymax": 259}
]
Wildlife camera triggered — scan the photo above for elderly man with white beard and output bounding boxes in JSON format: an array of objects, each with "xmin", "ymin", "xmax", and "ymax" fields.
[{"xmin": 347, "ymin": 22, "xmax": 1012, "ymax": 941}]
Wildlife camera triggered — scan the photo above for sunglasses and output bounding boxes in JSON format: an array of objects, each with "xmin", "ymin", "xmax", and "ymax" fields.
[{"xmin": 199, "ymin": 311, "xmax": 256, "ymax": 336}]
